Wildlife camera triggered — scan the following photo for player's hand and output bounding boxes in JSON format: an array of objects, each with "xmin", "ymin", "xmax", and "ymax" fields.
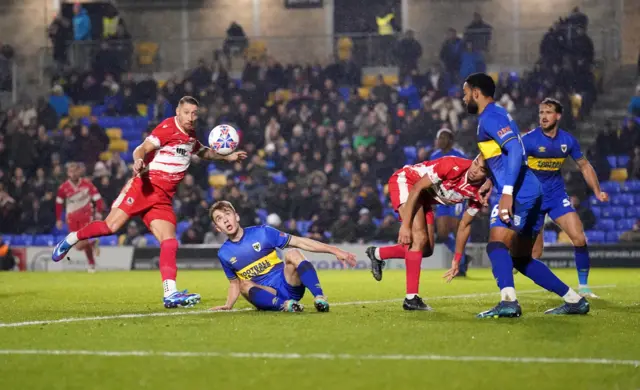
[
  {"xmin": 478, "ymin": 180, "xmax": 493, "ymax": 206},
  {"xmin": 597, "ymin": 191, "xmax": 609, "ymax": 202},
  {"xmin": 442, "ymin": 259, "xmax": 460, "ymax": 283},
  {"xmin": 55, "ymin": 220, "xmax": 64, "ymax": 230},
  {"xmin": 132, "ymin": 158, "xmax": 145, "ymax": 176},
  {"xmin": 397, "ymin": 223, "xmax": 412, "ymax": 246},
  {"xmin": 224, "ymin": 151, "xmax": 248, "ymax": 162},
  {"xmin": 336, "ymin": 250, "xmax": 357, "ymax": 267},
  {"xmin": 497, "ymin": 194, "xmax": 513, "ymax": 224},
  {"xmin": 209, "ymin": 305, "xmax": 232, "ymax": 311}
]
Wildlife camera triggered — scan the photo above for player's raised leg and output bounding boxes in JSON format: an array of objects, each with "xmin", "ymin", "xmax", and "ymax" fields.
[
  {"xmin": 282, "ymin": 249, "xmax": 330, "ymax": 312},
  {"xmin": 512, "ymin": 233, "xmax": 589, "ymax": 315}
]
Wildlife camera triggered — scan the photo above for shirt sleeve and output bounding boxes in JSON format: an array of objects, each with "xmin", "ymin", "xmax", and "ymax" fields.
[
  {"xmin": 484, "ymin": 114, "xmax": 517, "ymax": 148},
  {"xmin": 218, "ymin": 249, "xmax": 238, "ymax": 280},
  {"xmin": 569, "ymin": 134, "xmax": 584, "ymax": 161},
  {"xmin": 520, "ymin": 131, "xmax": 535, "ymax": 155},
  {"xmin": 146, "ymin": 125, "xmax": 166, "ymax": 149},
  {"xmin": 263, "ymin": 225, "xmax": 291, "ymax": 249}
]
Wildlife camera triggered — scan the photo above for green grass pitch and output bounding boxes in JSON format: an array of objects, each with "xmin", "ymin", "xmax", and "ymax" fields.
[{"xmin": 0, "ymin": 268, "xmax": 639, "ymax": 390}]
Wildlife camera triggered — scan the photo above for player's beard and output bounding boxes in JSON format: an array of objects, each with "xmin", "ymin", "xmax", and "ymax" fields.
[
  {"xmin": 465, "ymin": 98, "xmax": 479, "ymax": 114},
  {"xmin": 541, "ymin": 119, "xmax": 557, "ymax": 131}
]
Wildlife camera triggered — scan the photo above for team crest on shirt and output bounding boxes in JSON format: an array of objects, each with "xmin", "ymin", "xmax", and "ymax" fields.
[
  {"xmin": 252, "ymin": 242, "xmax": 261, "ymax": 252},
  {"xmin": 561, "ymin": 144, "xmax": 567, "ymax": 153},
  {"xmin": 126, "ymin": 197, "xmax": 134, "ymax": 205},
  {"xmin": 230, "ymin": 257, "xmax": 237, "ymax": 264},
  {"xmin": 538, "ymin": 146, "xmax": 546, "ymax": 153},
  {"xmin": 453, "ymin": 166, "xmax": 459, "ymax": 171}
]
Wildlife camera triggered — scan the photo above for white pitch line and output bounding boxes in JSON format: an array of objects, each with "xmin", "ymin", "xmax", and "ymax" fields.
[
  {"xmin": 0, "ymin": 349, "xmax": 637, "ymax": 367},
  {"xmin": 0, "ymin": 284, "xmax": 617, "ymax": 329}
]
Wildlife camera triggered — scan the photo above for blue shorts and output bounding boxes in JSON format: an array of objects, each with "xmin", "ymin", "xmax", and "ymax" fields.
[
  {"xmin": 489, "ymin": 194, "xmax": 544, "ymax": 238},
  {"xmin": 541, "ymin": 192, "xmax": 575, "ymax": 220},
  {"xmin": 261, "ymin": 268, "xmax": 305, "ymax": 301},
  {"xmin": 435, "ymin": 202, "xmax": 465, "ymax": 219}
]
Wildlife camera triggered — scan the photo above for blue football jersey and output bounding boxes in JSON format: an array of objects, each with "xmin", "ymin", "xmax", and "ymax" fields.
[
  {"xmin": 217, "ymin": 225, "xmax": 291, "ymax": 283},
  {"xmin": 476, "ymin": 103, "xmax": 540, "ymax": 200},
  {"xmin": 430, "ymin": 147, "xmax": 466, "ymax": 160},
  {"xmin": 521, "ymin": 127, "xmax": 584, "ymax": 196}
]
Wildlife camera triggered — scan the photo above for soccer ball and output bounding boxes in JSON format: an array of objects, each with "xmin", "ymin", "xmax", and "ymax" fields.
[{"xmin": 208, "ymin": 124, "xmax": 239, "ymax": 156}]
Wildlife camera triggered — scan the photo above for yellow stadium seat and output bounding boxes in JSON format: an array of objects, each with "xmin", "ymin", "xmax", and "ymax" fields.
[
  {"xmin": 99, "ymin": 151, "xmax": 112, "ymax": 161},
  {"xmin": 106, "ymin": 128, "xmax": 122, "ymax": 140},
  {"xmin": 69, "ymin": 105, "xmax": 91, "ymax": 119},
  {"xmin": 109, "ymin": 139, "xmax": 128, "ymax": 153},
  {"xmin": 137, "ymin": 104, "xmax": 148, "ymax": 117},
  {"xmin": 383, "ymin": 74, "xmax": 398, "ymax": 86},
  {"xmin": 411, "ymin": 109, "xmax": 420, "ymax": 117},
  {"xmin": 274, "ymin": 89, "xmax": 292, "ymax": 102},
  {"xmin": 362, "ymin": 75, "xmax": 377, "ymax": 87},
  {"xmin": 358, "ymin": 87, "xmax": 370, "ymax": 99},
  {"xmin": 610, "ymin": 168, "xmax": 628, "ymax": 182},
  {"xmin": 157, "ymin": 80, "xmax": 166, "ymax": 89},
  {"xmin": 58, "ymin": 117, "xmax": 70, "ymax": 129},
  {"xmin": 208, "ymin": 174, "xmax": 227, "ymax": 188},
  {"xmin": 570, "ymin": 94, "xmax": 583, "ymax": 118},
  {"xmin": 246, "ymin": 40, "xmax": 267, "ymax": 61},
  {"xmin": 136, "ymin": 42, "xmax": 159, "ymax": 66},
  {"xmin": 489, "ymin": 72, "xmax": 499, "ymax": 83}
]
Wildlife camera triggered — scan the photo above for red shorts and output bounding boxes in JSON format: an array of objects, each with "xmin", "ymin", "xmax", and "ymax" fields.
[
  {"xmin": 387, "ymin": 171, "xmax": 435, "ymax": 225},
  {"xmin": 112, "ymin": 177, "xmax": 176, "ymax": 228},
  {"xmin": 67, "ymin": 214, "xmax": 92, "ymax": 231}
]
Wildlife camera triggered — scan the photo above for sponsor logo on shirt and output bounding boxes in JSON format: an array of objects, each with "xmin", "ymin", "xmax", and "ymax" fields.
[
  {"xmin": 538, "ymin": 146, "xmax": 546, "ymax": 152},
  {"xmin": 496, "ymin": 126, "xmax": 512, "ymax": 139}
]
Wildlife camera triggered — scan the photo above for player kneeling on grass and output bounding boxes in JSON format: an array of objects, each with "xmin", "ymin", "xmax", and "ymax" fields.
[{"xmin": 209, "ymin": 201, "xmax": 357, "ymax": 313}]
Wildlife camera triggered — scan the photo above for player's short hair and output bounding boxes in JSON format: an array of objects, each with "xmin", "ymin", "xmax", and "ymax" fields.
[
  {"xmin": 65, "ymin": 161, "xmax": 78, "ymax": 170},
  {"xmin": 178, "ymin": 96, "xmax": 200, "ymax": 107},
  {"xmin": 540, "ymin": 98, "xmax": 563, "ymax": 114},
  {"xmin": 209, "ymin": 201, "xmax": 236, "ymax": 220},
  {"xmin": 464, "ymin": 73, "xmax": 496, "ymax": 98}
]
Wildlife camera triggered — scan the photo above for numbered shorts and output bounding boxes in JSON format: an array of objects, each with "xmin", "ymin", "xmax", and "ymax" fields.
[
  {"xmin": 387, "ymin": 172, "xmax": 435, "ymax": 225},
  {"xmin": 489, "ymin": 194, "xmax": 544, "ymax": 239},
  {"xmin": 261, "ymin": 268, "xmax": 305, "ymax": 301},
  {"xmin": 112, "ymin": 177, "xmax": 176, "ymax": 228},
  {"xmin": 435, "ymin": 202, "xmax": 465, "ymax": 219},
  {"xmin": 541, "ymin": 193, "xmax": 575, "ymax": 220}
]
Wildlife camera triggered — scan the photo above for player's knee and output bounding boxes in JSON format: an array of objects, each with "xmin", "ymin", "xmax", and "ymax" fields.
[
  {"xmin": 486, "ymin": 241, "xmax": 508, "ymax": 255},
  {"xmin": 512, "ymin": 256, "xmax": 531, "ymax": 273},
  {"xmin": 572, "ymin": 235, "xmax": 587, "ymax": 248},
  {"xmin": 284, "ymin": 249, "xmax": 305, "ymax": 265},
  {"xmin": 160, "ymin": 237, "xmax": 178, "ymax": 250},
  {"xmin": 239, "ymin": 280, "xmax": 253, "ymax": 295},
  {"xmin": 531, "ymin": 246, "xmax": 543, "ymax": 259},
  {"xmin": 422, "ymin": 244, "xmax": 434, "ymax": 258}
]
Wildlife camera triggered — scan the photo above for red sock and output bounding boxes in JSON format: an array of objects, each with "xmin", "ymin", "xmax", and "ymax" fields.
[
  {"xmin": 84, "ymin": 247, "xmax": 95, "ymax": 266},
  {"xmin": 159, "ymin": 238, "xmax": 178, "ymax": 281},
  {"xmin": 405, "ymin": 250, "xmax": 423, "ymax": 295},
  {"xmin": 77, "ymin": 221, "xmax": 112, "ymax": 240},
  {"xmin": 379, "ymin": 244, "xmax": 406, "ymax": 260}
]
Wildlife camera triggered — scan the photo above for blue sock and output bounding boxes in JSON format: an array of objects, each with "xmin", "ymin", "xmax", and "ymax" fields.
[
  {"xmin": 445, "ymin": 234, "xmax": 466, "ymax": 266},
  {"xmin": 486, "ymin": 242, "xmax": 515, "ymax": 290},
  {"xmin": 297, "ymin": 260, "xmax": 324, "ymax": 297},
  {"xmin": 515, "ymin": 257, "xmax": 570, "ymax": 297},
  {"xmin": 574, "ymin": 245, "xmax": 590, "ymax": 285},
  {"xmin": 248, "ymin": 287, "xmax": 283, "ymax": 311}
]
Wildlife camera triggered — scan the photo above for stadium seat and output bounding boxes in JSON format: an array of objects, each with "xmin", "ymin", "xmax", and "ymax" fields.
[
  {"xmin": 600, "ymin": 181, "xmax": 621, "ymax": 193},
  {"xmin": 99, "ymin": 151, "xmax": 112, "ymax": 161},
  {"xmin": 208, "ymin": 174, "xmax": 227, "ymax": 188},
  {"xmin": 2, "ymin": 235, "xmax": 14, "ymax": 245},
  {"xmin": 109, "ymin": 139, "xmax": 128, "ymax": 153},
  {"xmin": 543, "ymin": 230, "xmax": 557, "ymax": 243},
  {"xmin": 91, "ymin": 105, "xmax": 107, "ymax": 116},
  {"xmin": 272, "ymin": 172, "xmax": 288, "ymax": 184},
  {"xmin": 357, "ymin": 87, "xmax": 370, "ymax": 99},
  {"xmin": 590, "ymin": 206, "xmax": 601, "ymax": 218},
  {"xmin": 626, "ymin": 206, "xmax": 640, "ymax": 218},
  {"xmin": 610, "ymin": 207, "xmax": 626, "ymax": 218},
  {"xmin": 144, "ymin": 234, "xmax": 160, "ymax": 247},
  {"xmin": 606, "ymin": 231, "xmax": 622, "ymax": 243},
  {"xmin": 610, "ymin": 168, "xmax": 628, "ymax": 182},
  {"xmin": 136, "ymin": 41, "xmax": 159, "ymax": 67},
  {"xmin": 606, "ymin": 155, "xmax": 617, "ymax": 168},
  {"xmin": 383, "ymin": 74, "xmax": 399, "ymax": 86},
  {"xmin": 10, "ymin": 235, "xmax": 33, "ymax": 246},
  {"xmin": 618, "ymin": 155, "xmax": 630, "ymax": 168},
  {"xmin": 362, "ymin": 75, "xmax": 377, "ymax": 87},
  {"xmin": 122, "ymin": 153, "xmax": 134, "ymax": 164},
  {"xmin": 404, "ymin": 146, "xmax": 417, "ymax": 164},
  {"xmin": 611, "ymin": 194, "xmax": 634, "ymax": 206},
  {"xmin": 34, "ymin": 235, "xmax": 55, "ymax": 246},
  {"xmin": 106, "ymin": 128, "xmax": 122, "ymax": 140},
  {"xmin": 98, "ymin": 236, "xmax": 118, "ymax": 246},
  {"xmin": 136, "ymin": 104, "xmax": 147, "ymax": 117},
  {"xmin": 177, "ymin": 221, "xmax": 191, "ymax": 235},
  {"xmin": 122, "ymin": 129, "xmax": 142, "ymax": 142},
  {"xmin": 625, "ymin": 180, "xmax": 640, "ymax": 192},
  {"xmin": 338, "ymin": 87, "xmax": 350, "ymax": 101},
  {"xmin": 69, "ymin": 105, "xmax": 91, "ymax": 119},
  {"xmin": 595, "ymin": 219, "xmax": 615, "ymax": 231},
  {"xmin": 256, "ymin": 209, "xmax": 268, "ymax": 223},
  {"xmin": 296, "ymin": 221, "xmax": 312, "ymax": 236},
  {"xmin": 585, "ymin": 230, "xmax": 605, "ymax": 243},
  {"xmin": 617, "ymin": 218, "xmax": 636, "ymax": 230}
]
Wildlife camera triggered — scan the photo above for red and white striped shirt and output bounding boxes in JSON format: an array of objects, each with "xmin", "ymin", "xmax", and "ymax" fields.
[
  {"xmin": 143, "ymin": 116, "xmax": 202, "ymax": 196},
  {"xmin": 56, "ymin": 178, "xmax": 104, "ymax": 220}
]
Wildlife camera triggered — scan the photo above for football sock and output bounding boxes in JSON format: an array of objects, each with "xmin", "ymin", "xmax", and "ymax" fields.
[
  {"xmin": 574, "ymin": 245, "xmax": 590, "ymax": 286},
  {"xmin": 160, "ymin": 238, "xmax": 179, "ymax": 297},
  {"xmin": 378, "ymin": 244, "xmax": 406, "ymax": 260},
  {"xmin": 405, "ymin": 250, "xmax": 422, "ymax": 296},
  {"xmin": 445, "ymin": 233, "xmax": 466, "ymax": 266},
  {"xmin": 297, "ymin": 260, "xmax": 324, "ymax": 297},
  {"xmin": 84, "ymin": 247, "xmax": 95, "ymax": 266},
  {"xmin": 76, "ymin": 221, "xmax": 112, "ymax": 242},
  {"xmin": 486, "ymin": 242, "xmax": 516, "ymax": 301},
  {"xmin": 562, "ymin": 288, "xmax": 583, "ymax": 304},
  {"xmin": 248, "ymin": 287, "xmax": 284, "ymax": 311},
  {"xmin": 516, "ymin": 257, "xmax": 570, "ymax": 298}
]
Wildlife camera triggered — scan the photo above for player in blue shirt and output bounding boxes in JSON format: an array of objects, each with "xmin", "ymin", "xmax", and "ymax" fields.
[
  {"xmin": 522, "ymin": 98, "xmax": 609, "ymax": 298},
  {"xmin": 460, "ymin": 73, "xmax": 589, "ymax": 318},
  {"xmin": 208, "ymin": 201, "xmax": 356, "ymax": 313},
  {"xmin": 429, "ymin": 128, "xmax": 471, "ymax": 276}
]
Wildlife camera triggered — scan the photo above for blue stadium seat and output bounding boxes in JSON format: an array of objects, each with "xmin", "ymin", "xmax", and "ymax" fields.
[
  {"xmin": 595, "ymin": 219, "xmax": 615, "ymax": 231},
  {"xmin": 55, "ymin": 234, "xmax": 68, "ymax": 243},
  {"xmin": 134, "ymin": 117, "xmax": 149, "ymax": 129},
  {"xmin": 272, "ymin": 172, "xmax": 288, "ymax": 184},
  {"xmin": 2, "ymin": 235, "xmax": 14, "ymax": 245},
  {"xmin": 625, "ymin": 180, "xmax": 640, "ymax": 192},
  {"xmin": 404, "ymin": 146, "xmax": 417, "ymax": 163},
  {"xmin": 144, "ymin": 234, "xmax": 160, "ymax": 247},
  {"xmin": 611, "ymin": 194, "xmax": 634, "ymax": 206},
  {"xmin": 10, "ymin": 235, "xmax": 33, "ymax": 246},
  {"xmin": 618, "ymin": 155, "xmax": 630, "ymax": 168},
  {"xmin": 606, "ymin": 231, "xmax": 623, "ymax": 243},
  {"xmin": 207, "ymin": 163, "xmax": 218, "ymax": 174},
  {"xmin": 296, "ymin": 221, "xmax": 312, "ymax": 236},
  {"xmin": 600, "ymin": 181, "xmax": 621, "ymax": 194},
  {"xmin": 34, "ymin": 234, "xmax": 55, "ymax": 246},
  {"xmin": 610, "ymin": 206, "xmax": 626, "ymax": 218},
  {"xmin": 588, "ymin": 196, "xmax": 599, "ymax": 207},
  {"xmin": 606, "ymin": 155, "xmax": 617, "ymax": 168},
  {"xmin": 585, "ymin": 231, "xmax": 606, "ymax": 243},
  {"xmin": 98, "ymin": 236, "xmax": 118, "ymax": 246},
  {"xmin": 383, "ymin": 207, "xmax": 395, "ymax": 217},
  {"xmin": 627, "ymin": 206, "xmax": 640, "ymax": 218},
  {"xmin": 338, "ymin": 87, "xmax": 350, "ymax": 101},
  {"xmin": 176, "ymin": 221, "xmax": 191, "ymax": 235},
  {"xmin": 634, "ymin": 194, "xmax": 640, "ymax": 205},
  {"xmin": 618, "ymin": 218, "xmax": 636, "ymax": 230},
  {"xmin": 590, "ymin": 206, "xmax": 601, "ymax": 218},
  {"xmin": 543, "ymin": 230, "xmax": 557, "ymax": 243},
  {"xmin": 256, "ymin": 209, "xmax": 268, "ymax": 223},
  {"xmin": 91, "ymin": 105, "xmax": 107, "ymax": 116},
  {"xmin": 373, "ymin": 218, "xmax": 383, "ymax": 227},
  {"xmin": 122, "ymin": 153, "xmax": 133, "ymax": 164}
]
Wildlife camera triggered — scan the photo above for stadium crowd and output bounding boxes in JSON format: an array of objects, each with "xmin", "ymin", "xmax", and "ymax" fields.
[{"xmin": 0, "ymin": 6, "xmax": 612, "ymax": 246}]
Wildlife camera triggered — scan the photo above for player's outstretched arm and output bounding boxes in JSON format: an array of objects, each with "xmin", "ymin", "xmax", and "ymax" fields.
[
  {"xmin": 397, "ymin": 175, "xmax": 434, "ymax": 245},
  {"xmin": 288, "ymin": 236, "xmax": 357, "ymax": 267},
  {"xmin": 197, "ymin": 147, "xmax": 247, "ymax": 162},
  {"xmin": 211, "ymin": 278, "xmax": 241, "ymax": 311},
  {"xmin": 576, "ymin": 158, "xmax": 609, "ymax": 202},
  {"xmin": 443, "ymin": 210, "xmax": 476, "ymax": 282}
]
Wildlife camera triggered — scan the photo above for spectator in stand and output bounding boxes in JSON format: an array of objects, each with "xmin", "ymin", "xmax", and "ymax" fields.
[
  {"xmin": 396, "ymin": 30, "xmax": 423, "ymax": 82},
  {"xmin": 223, "ymin": 22, "xmax": 248, "ymax": 67},
  {"xmin": 567, "ymin": 6, "xmax": 588, "ymax": 30},
  {"xmin": 459, "ymin": 41, "xmax": 486, "ymax": 83},
  {"xmin": 72, "ymin": 3, "xmax": 92, "ymax": 41},
  {"xmin": 48, "ymin": 85, "xmax": 71, "ymax": 119},
  {"xmin": 629, "ymin": 85, "xmax": 640, "ymax": 117},
  {"xmin": 118, "ymin": 221, "xmax": 147, "ymax": 247},
  {"xmin": 48, "ymin": 13, "xmax": 71, "ymax": 69},
  {"xmin": 620, "ymin": 219, "xmax": 640, "ymax": 242},
  {"xmin": 571, "ymin": 26, "xmax": 594, "ymax": 66},
  {"xmin": 439, "ymin": 28, "xmax": 463, "ymax": 82},
  {"xmin": 463, "ymin": 12, "xmax": 493, "ymax": 53}
]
